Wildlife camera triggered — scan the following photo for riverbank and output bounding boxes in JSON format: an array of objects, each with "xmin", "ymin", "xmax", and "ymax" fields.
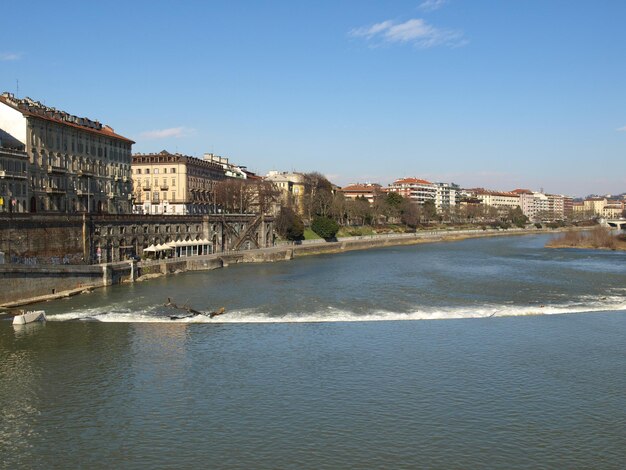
[
  {"xmin": 546, "ymin": 227, "xmax": 626, "ymax": 251},
  {"xmin": 0, "ymin": 226, "xmax": 578, "ymax": 312}
]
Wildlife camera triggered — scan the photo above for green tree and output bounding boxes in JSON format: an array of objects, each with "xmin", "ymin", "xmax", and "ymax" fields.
[
  {"xmin": 385, "ymin": 191, "xmax": 403, "ymax": 209},
  {"xmin": 275, "ymin": 207, "xmax": 304, "ymax": 241},
  {"xmin": 507, "ymin": 206, "xmax": 529, "ymax": 228},
  {"xmin": 311, "ymin": 216, "xmax": 339, "ymax": 240}
]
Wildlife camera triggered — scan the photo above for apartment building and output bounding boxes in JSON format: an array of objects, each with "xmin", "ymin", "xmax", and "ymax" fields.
[
  {"xmin": 0, "ymin": 92, "xmax": 133, "ymax": 214},
  {"xmin": 387, "ymin": 177, "xmax": 436, "ymax": 205},
  {"xmin": 435, "ymin": 182, "xmax": 460, "ymax": 210},
  {"xmin": 132, "ymin": 151, "xmax": 225, "ymax": 215}
]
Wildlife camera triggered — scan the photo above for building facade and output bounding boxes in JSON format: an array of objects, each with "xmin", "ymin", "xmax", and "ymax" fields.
[
  {"xmin": 0, "ymin": 92, "xmax": 134, "ymax": 214},
  {"xmin": 435, "ymin": 182, "xmax": 460, "ymax": 210},
  {"xmin": 340, "ymin": 183, "xmax": 382, "ymax": 204},
  {"xmin": 264, "ymin": 171, "xmax": 306, "ymax": 214},
  {"xmin": 471, "ymin": 189, "xmax": 520, "ymax": 211},
  {"xmin": 132, "ymin": 151, "xmax": 225, "ymax": 215},
  {"xmin": 387, "ymin": 178, "xmax": 437, "ymax": 205},
  {"xmin": 583, "ymin": 197, "xmax": 607, "ymax": 216},
  {"xmin": 0, "ymin": 146, "xmax": 29, "ymax": 213}
]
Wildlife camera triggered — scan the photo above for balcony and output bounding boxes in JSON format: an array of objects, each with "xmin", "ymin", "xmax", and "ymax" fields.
[
  {"xmin": 160, "ymin": 184, "xmax": 169, "ymax": 190},
  {"xmin": 45, "ymin": 186, "xmax": 66, "ymax": 194},
  {"xmin": 142, "ymin": 185, "xmax": 151, "ymax": 191},
  {"xmin": 0, "ymin": 170, "xmax": 28, "ymax": 180},
  {"xmin": 48, "ymin": 165, "xmax": 68, "ymax": 174}
]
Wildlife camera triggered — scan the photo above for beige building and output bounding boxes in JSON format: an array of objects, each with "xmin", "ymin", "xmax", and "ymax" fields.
[
  {"xmin": 264, "ymin": 171, "xmax": 305, "ymax": 214},
  {"xmin": 132, "ymin": 151, "xmax": 225, "ymax": 215},
  {"xmin": 0, "ymin": 92, "xmax": 133, "ymax": 213},
  {"xmin": 583, "ymin": 197, "xmax": 607, "ymax": 216},
  {"xmin": 472, "ymin": 189, "xmax": 520, "ymax": 211},
  {"xmin": 602, "ymin": 203, "xmax": 623, "ymax": 219}
]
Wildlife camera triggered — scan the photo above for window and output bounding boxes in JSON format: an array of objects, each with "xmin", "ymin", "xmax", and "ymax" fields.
[
  {"xmin": 146, "ymin": 169, "xmax": 150, "ymax": 174},
  {"xmin": 171, "ymin": 168, "xmax": 176, "ymax": 173},
  {"xmin": 154, "ymin": 168, "xmax": 159, "ymax": 174}
]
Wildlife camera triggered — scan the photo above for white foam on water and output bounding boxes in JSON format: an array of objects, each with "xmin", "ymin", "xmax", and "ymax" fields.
[{"xmin": 45, "ymin": 296, "xmax": 626, "ymax": 324}]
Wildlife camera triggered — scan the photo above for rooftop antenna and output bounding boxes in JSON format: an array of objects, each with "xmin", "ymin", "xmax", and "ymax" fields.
[{"xmin": 16, "ymin": 79, "xmax": 19, "ymax": 98}]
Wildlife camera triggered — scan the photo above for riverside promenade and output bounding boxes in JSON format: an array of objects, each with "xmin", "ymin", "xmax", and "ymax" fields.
[{"xmin": 1, "ymin": 226, "xmax": 568, "ymax": 310}]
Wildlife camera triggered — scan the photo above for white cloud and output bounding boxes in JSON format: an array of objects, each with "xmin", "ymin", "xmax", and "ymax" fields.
[
  {"xmin": 139, "ymin": 127, "xmax": 194, "ymax": 139},
  {"xmin": 349, "ymin": 18, "xmax": 465, "ymax": 48},
  {"xmin": 0, "ymin": 52, "xmax": 21, "ymax": 61},
  {"xmin": 617, "ymin": 125, "xmax": 626, "ymax": 132},
  {"xmin": 419, "ymin": 0, "xmax": 447, "ymax": 12}
]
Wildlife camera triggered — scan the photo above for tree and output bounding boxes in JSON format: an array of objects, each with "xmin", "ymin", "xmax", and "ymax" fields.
[
  {"xmin": 255, "ymin": 180, "xmax": 281, "ymax": 214},
  {"xmin": 400, "ymin": 199, "xmax": 420, "ymax": 228},
  {"xmin": 215, "ymin": 179, "xmax": 280, "ymax": 214},
  {"xmin": 507, "ymin": 206, "xmax": 529, "ymax": 228},
  {"xmin": 346, "ymin": 197, "xmax": 371, "ymax": 225},
  {"xmin": 275, "ymin": 207, "xmax": 304, "ymax": 241},
  {"xmin": 385, "ymin": 191, "xmax": 403, "ymax": 209},
  {"xmin": 422, "ymin": 199, "xmax": 437, "ymax": 222},
  {"xmin": 302, "ymin": 172, "xmax": 334, "ymax": 222},
  {"xmin": 214, "ymin": 179, "xmax": 254, "ymax": 213},
  {"xmin": 311, "ymin": 216, "xmax": 339, "ymax": 240}
]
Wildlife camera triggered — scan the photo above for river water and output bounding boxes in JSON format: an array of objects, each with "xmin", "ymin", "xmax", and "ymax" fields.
[{"xmin": 1, "ymin": 234, "xmax": 625, "ymax": 468}]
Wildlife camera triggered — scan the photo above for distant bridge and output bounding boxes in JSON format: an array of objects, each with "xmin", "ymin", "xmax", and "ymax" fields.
[{"xmin": 602, "ymin": 218, "xmax": 626, "ymax": 230}]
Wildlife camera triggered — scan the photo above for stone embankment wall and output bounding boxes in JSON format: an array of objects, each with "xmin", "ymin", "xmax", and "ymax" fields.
[
  {"xmin": 0, "ymin": 214, "xmax": 86, "ymax": 265},
  {"xmin": 0, "ymin": 261, "xmax": 134, "ymax": 307},
  {"xmin": 289, "ymin": 228, "xmax": 527, "ymax": 256}
]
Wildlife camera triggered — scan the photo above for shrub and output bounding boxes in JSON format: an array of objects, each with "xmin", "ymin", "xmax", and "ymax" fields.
[{"xmin": 311, "ymin": 216, "xmax": 339, "ymax": 240}]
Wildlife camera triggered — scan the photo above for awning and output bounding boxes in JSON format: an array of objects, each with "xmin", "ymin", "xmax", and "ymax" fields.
[{"xmin": 143, "ymin": 244, "xmax": 157, "ymax": 252}]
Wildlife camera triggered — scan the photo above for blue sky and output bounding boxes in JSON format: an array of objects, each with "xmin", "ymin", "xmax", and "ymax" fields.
[{"xmin": 1, "ymin": 0, "xmax": 625, "ymax": 197}]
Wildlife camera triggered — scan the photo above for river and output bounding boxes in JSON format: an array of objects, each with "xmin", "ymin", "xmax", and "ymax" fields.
[{"xmin": 1, "ymin": 234, "xmax": 625, "ymax": 468}]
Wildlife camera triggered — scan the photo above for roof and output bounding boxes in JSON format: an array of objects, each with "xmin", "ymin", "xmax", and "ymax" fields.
[
  {"xmin": 474, "ymin": 188, "xmax": 519, "ymax": 197},
  {"xmin": 391, "ymin": 177, "xmax": 433, "ymax": 185},
  {"xmin": 341, "ymin": 183, "xmax": 382, "ymax": 192},
  {"xmin": 0, "ymin": 93, "xmax": 134, "ymax": 144},
  {"xmin": 511, "ymin": 188, "xmax": 533, "ymax": 194},
  {"xmin": 132, "ymin": 151, "xmax": 225, "ymax": 172}
]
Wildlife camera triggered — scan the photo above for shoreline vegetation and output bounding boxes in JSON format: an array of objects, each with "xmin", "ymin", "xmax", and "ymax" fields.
[{"xmin": 546, "ymin": 226, "xmax": 626, "ymax": 251}]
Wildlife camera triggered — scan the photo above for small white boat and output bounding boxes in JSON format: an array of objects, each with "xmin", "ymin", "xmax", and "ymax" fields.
[{"xmin": 12, "ymin": 310, "xmax": 47, "ymax": 325}]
